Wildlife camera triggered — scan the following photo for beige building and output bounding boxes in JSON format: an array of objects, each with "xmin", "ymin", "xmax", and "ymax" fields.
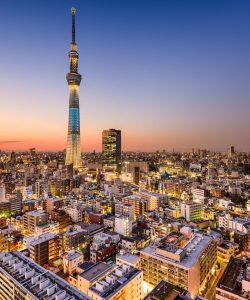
[
  {"xmin": 63, "ymin": 250, "xmax": 84, "ymax": 275},
  {"xmin": 77, "ymin": 262, "xmax": 115, "ymax": 294},
  {"xmin": 140, "ymin": 232, "xmax": 217, "ymax": 297},
  {"xmin": 87, "ymin": 264, "xmax": 143, "ymax": 300},
  {"xmin": 23, "ymin": 210, "xmax": 48, "ymax": 236},
  {"xmin": 116, "ymin": 251, "xmax": 140, "ymax": 268}
]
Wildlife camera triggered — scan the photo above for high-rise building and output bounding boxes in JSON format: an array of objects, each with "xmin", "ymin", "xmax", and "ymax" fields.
[
  {"xmin": 228, "ymin": 145, "xmax": 235, "ymax": 158},
  {"xmin": 102, "ymin": 129, "xmax": 121, "ymax": 172},
  {"xmin": 65, "ymin": 8, "xmax": 82, "ymax": 169},
  {"xmin": 140, "ymin": 232, "xmax": 217, "ymax": 298}
]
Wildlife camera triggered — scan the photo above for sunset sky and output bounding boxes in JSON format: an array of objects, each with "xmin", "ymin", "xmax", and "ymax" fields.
[{"xmin": 0, "ymin": 0, "xmax": 250, "ymax": 152}]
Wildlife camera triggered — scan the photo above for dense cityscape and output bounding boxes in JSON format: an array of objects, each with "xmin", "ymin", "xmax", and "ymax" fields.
[{"xmin": 1, "ymin": 4, "xmax": 250, "ymax": 300}]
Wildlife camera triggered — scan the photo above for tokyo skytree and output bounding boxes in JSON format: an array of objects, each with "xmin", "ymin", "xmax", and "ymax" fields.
[{"xmin": 65, "ymin": 7, "xmax": 82, "ymax": 169}]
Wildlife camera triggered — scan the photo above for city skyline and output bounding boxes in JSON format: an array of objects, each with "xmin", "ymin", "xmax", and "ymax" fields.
[{"xmin": 1, "ymin": 0, "xmax": 250, "ymax": 152}]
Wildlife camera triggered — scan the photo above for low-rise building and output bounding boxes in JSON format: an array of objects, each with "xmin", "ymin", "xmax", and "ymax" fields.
[
  {"xmin": 87, "ymin": 264, "xmax": 143, "ymax": 300},
  {"xmin": 63, "ymin": 250, "xmax": 84, "ymax": 275},
  {"xmin": 0, "ymin": 251, "xmax": 90, "ymax": 300},
  {"xmin": 216, "ymin": 256, "xmax": 250, "ymax": 300}
]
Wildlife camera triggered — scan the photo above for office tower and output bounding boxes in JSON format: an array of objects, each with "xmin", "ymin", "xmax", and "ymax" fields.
[
  {"xmin": 140, "ymin": 232, "xmax": 217, "ymax": 298},
  {"xmin": 29, "ymin": 147, "xmax": 36, "ymax": 156},
  {"xmin": 102, "ymin": 129, "xmax": 121, "ymax": 172},
  {"xmin": 134, "ymin": 166, "xmax": 140, "ymax": 184},
  {"xmin": 228, "ymin": 145, "xmax": 235, "ymax": 158},
  {"xmin": 65, "ymin": 8, "xmax": 82, "ymax": 169},
  {"xmin": 29, "ymin": 232, "xmax": 61, "ymax": 266},
  {"xmin": 0, "ymin": 251, "xmax": 90, "ymax": 300}
]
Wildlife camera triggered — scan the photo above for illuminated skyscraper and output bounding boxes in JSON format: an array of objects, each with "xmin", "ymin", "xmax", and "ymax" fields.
[
  {"xmin": 65, "ymin": 8, "xmax": 82, "ymax": 168},
  {"xmin": 102, "ymin": 129, "xmax": 121, "ymax": 172}
]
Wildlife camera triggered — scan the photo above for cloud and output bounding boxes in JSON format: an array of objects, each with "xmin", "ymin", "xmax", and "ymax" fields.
[{"xmin": 0, "ymin": 141, "xmax": 23, "ymax": 144}]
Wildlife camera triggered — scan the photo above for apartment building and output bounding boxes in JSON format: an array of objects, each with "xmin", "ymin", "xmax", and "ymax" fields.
[
  {"xmin": 140, "ymin": 232, "xmax": 217, "ymax": 297},
  {"xmin": 23, "ymin": 210, "xmax": 48, "ymax": 236},
  {"xmin": 180, "ymin": 202, "xmax": 202, "ymax": 222},
  {"xmin": 29, "ymin": 232, "xmax": 61, "ymax": 266},
  {"xmin": 87, "ymin": 264, "xmax": 143, "ymax": 300},
  {"xmin": 0, "ymin": 251, "xmax": 90, "ymax": 300}
]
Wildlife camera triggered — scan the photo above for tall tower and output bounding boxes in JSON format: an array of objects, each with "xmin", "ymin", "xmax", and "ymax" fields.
[
  {"xmin": 65, "ymin": 7, "xmax": 82, "ymax": 169},
  {"xmin": 102, "ymin": 129, "xmax": 122, "ymax": 173}
]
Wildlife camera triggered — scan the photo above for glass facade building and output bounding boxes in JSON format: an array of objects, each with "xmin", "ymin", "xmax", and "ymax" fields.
[{"xmin": 102, "ymin": 129, "xmax": 122, "ymax": 172}]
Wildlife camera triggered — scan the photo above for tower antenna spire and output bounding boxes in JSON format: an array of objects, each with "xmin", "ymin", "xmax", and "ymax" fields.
[{"xmin": 71, "ymin": 7, "xmax": 76, "ymax": 43}]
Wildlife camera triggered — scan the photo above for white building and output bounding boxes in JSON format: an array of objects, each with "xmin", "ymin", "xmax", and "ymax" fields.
[
  {"xmin": 22, "ymin": 185, "xmax": 33, "ymax": 200},
  {"xmin": 218, "ymin": 198, "xmax": 232, "ymax": 210},
  {"xmin": 192, "ymin": 188, "xmax": 206, "ymax": 204},
  {"xmin": 116, "ymin": 251, "xmax": 140, "ymax": 268},
  {"xmin": 63, "ymin": 204, "xmax": 85, "ymax": 222},
  {"xmin": 115, "ymin": 216, "xmax": 132, "ymax": 236},
  {"xmin": 228, "ymin": 217, "xmax": 250, "ymax": 234},
  {"xmin": 34, "ymin": 221, "xmax": 60, "ymax": 235},
  {"xmin": 115, "ymin": 202, "xmax": 134, "ymax": 221},
  {"xmin": 180, "ymin": 201, "xmax": 202, "ymax": 222},
  {"xmin": 218, "ymin": 213, "xmax": 232, "ymax": 229}
]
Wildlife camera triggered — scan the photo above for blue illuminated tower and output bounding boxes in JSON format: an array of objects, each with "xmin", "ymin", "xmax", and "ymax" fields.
[{"xmin": 65, "ymin": 7, "xmax": 82, "ymax": 168}]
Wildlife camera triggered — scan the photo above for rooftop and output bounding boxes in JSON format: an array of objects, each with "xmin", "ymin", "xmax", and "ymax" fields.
[
  {"xmin": 24, "ymin": 210, "xmax": 46, "ymax": 217},
  {"xmin": 29, "ymin": 232, "xmax": 58, "ymax": 246},
  {"xmin": 64, "ymin": 250, "xmax": 82, "ymax": 261},
  {"xmin": 80, "ymin": 262, "xmax": 114, "ymax": 282},
  {"xmin": 89, "ymin": 264, "xmax": 141, "ymax": 299},
  {"xmin": 144, "ymin": 280, "xmax": 188, "ymax": 300},
  {"xmin": 141, "ymin": 233, "xmax": 214, "ymax": 269},
  {"xmin": 0, "ymin": 251, "xmax": 90, "ymax": 300},
  {"xmin": 217, "ymin": 256, "xmax": 250, "ymax": 298},
  {"xmin": 116, "ymin": 252, "xmax": 140, "ymax": 265}
]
